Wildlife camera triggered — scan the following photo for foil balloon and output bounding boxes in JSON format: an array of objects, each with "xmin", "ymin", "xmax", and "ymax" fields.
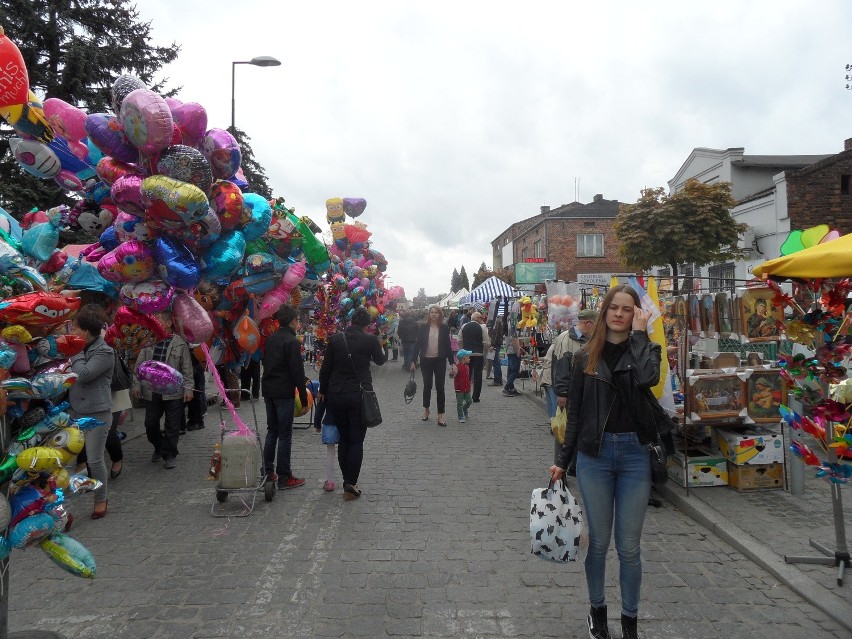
[
  {"xmin": 240, "ymin": 193, "xmax": 272, "ymax": 242},
  {"xmin": 200, "ymin": 128, "xmax": 241, "ymax": 179},
  {"xmin": 22, "ymin": 220, "xmax": 60, "ymax": 262},
  {"xmin": 30, "ymin": 371, "xmax": 77, "ymax": 399},
  {"xmin": 10, "ymin": 342, "xmax": 29, "ymax": 373},
  {"xmin": 152, "ymin": 237, "xmax": 201, "ymax": 290},
  {"xmin": 84, "ymin": 113, "xmax": 139, "ymax": 164},
  {"xmin": 201, "ymin": 230, "xmax": 245, "ymax": 281},
  {"xmin": 16, "ymin": 446, "xmax": 64, "ymax": 472},
  {"xmin": 110, "ymin": 174, "xmax": 146, "ymax": 216},
  {"xmin": 43, "ymin": 98, "xmax": 89, "ymax": 158},
  {"xmin": 119, "ymin": 88, "xmax": 173, "ymax": 156},
  {"xmin": 343, "ymin": 197, "xmax": 367, "ymax": 218},
  {"xmin": 156, "ymin": 144, "xmax": 213, "ymax": 193},
  {"xmin": 44, "ymin": 427, "xmax": 85, "ymax": 463},
  {"xmin": 209, "ymin": 180, "xmax": 244, "ymax": 230},
  {"xmin": 28, "ymin": 334, "xmax": 86, "ymax": 366},
  {"xmin": 326, "ymin": 198, "xmax": 345, "ymax": 225},
  {"xmin": 119, "ymin": 279, "xmax": 174, "ymax": 314},
  {"xmin": 136, "ymin": 360, "xmax": 184, "ymax": 396},
  {"xmin": 141, "ymin": 175, "xmax": 209, "ymax": 228},
  {"xmin": 1, "ymin": 377, "xmax": 34, "ymax": 399},
  {"xmin": 110, "ymin": 74, "xmax": 146, "ymax": 115},
  {"xmin": 172, "ymin": 292, "xmax": 213, "ymax": 344},
  {"xmin": 0, "ymin": 90, "xmax": 54, "ymax": 142},
  {"xmin": 95, "ymin": 156, "xmax": 143, "ymax": 185},
  {"xmin": 0, "ymin": 291, "xmax": 80, "ymax": 327},
  {"xmin": 345, "ymin": 223, "xmax": 372, "ymax": 244},
  {"xmin": 104, "ymin": 306, "xmax": 168, "ymax": 353},
  {"xmin": 294, "ymin": 389, "xmax": 314, "ymax": 417},
  {"xmin": 169, "ymin": 101, "xmax": 208, "ymax": 147},
  {"xmin": 0, "ymin": 339, "xmax": 16, "ymax": 369},
  {"xmin": 39, "ymin": 532, "xmax": 96, "ymax": 579},
  {"xmin": 255, "ymin": 260, "xmax": 306, "ymax": 322},
  {"xmin": 9, "ymin": 137, "xmax": 61, "ymax": 179},
  {"xmin": 9, "ymin": 512, "xmax": 54, "ymax": 548},
  {"xmin": 97, "ymin": 226, "xmax": 119, "ymax": 252},
  {"xmin": 96, "ymin": 240, "xmax": 155, "ymax": 283},
  {"xmin": 75, "ymin": 202, "xmax": 116, "ymax": 236},
  {"xmin": 0, "ymin": 27, "xmax": 29, "ymax": 108},
  {"xmin": 113, "ymin": 210, "xmax": 155, "ymax": 243},
  {"xmin": 233, "ymin": 311, "xmax": 261, "ymax": 354}
]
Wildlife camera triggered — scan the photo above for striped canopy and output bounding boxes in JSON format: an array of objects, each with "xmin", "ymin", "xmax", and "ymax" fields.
[{"xmin": 459, "ymin": 276, "xmax": 519, "ymax": 305}]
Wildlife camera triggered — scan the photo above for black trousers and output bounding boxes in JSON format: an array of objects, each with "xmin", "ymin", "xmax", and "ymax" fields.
[
  {"xmin": 240, "ymin": 359, "xmax": 261, "ymax": 399},
  {"xmin": 468, "ymin": 355, "xmax": 484, "ymax": 401},
  {"xmin": 326, "ymin": 391, "xmax": 367, "ymax": 486},
  {"xmin": 187, "ymin": 362, "xmax": 207, "ymax": 426},
  {"xmin": 145, "ymin": 394, "xmax": 185, "ymax": 459},
  {"xmin": 420, "ymin": 357, "xmax": 447, "ymax": 413}
]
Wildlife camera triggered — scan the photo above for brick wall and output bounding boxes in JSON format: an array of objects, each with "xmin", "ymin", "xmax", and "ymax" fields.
[
  {"xmin": 545, "ymin": 218, "xmax": 626, "ymax": 281},
  {"xmin": 785, "ymin": 148, "xmax": 852, "ymax": 233}
]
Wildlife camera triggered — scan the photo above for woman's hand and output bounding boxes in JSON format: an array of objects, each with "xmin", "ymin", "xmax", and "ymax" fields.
[
  {"xmin": 548, "ymin": 465, "xmax": 565, "ymax": 482},
  {"xmin": 632, "ymin": 307, "xmax": 650, "ymax": 332},
  {"xmin": 316, "ymin": 392, "xmax": 325, "ymax": 403}
]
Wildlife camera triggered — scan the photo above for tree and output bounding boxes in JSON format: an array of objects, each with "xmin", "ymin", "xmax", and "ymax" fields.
[
  {"xmin": 412, "ymin": 287, "xmax": 428, "ymax": 310},
  {"xmin": 228, "ymin": 126, "xmax": 273, "ymax": 199},
  {"xmin": 0, "ymin": 0, "xmax": 180, "ymax": 215},
  {"xmin": 450, "ymin": 268, "xmax": 460, "ymax": 293},
  {"xmin": 492, "ymin": 267, "xmax": 515, "ymax": 287},
  {"xmin": 472, "ymin": 262, "xmax": 491, "ymax": 288},
  {"xmin": 614, "ymin": 180, "xmax": 748, "ymax": 295},
  {"xmin": 458, "ymin": 265, "xmax": 470, "ymax": 291}
]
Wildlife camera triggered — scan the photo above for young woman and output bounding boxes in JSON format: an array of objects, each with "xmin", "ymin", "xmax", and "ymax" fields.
[
  {"xmin": 548, "ymin": 285, "xmax": 660, "ymax": 639},
  {"xmin": 411, "ymin": 305, "xmax": 456, "ymax": 427}
]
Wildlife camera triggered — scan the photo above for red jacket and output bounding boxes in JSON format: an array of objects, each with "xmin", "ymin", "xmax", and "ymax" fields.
[{"xmin": 454, "ymin": 361, "xmax": 471, "ymax": 393}]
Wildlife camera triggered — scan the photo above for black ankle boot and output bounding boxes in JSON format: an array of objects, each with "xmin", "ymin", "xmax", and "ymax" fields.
[
  {"xmin": 620, "ymin": 613, "xmax": 638, "ymax": 639},
  {"xmin": 587, "ymin": 605, "xmax": 610, "ymax": 639}
]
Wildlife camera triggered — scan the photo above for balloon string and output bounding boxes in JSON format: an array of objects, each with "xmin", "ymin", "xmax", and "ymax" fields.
[{"xmin": 200, "ymin": 343, "xmax": 251, "ymax": 436}]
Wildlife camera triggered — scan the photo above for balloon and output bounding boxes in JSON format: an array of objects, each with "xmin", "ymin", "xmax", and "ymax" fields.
[
  {"xmin": 104, "ymin": 306, "xmax": 168, "ymax": 353},
  {"xmin": 78, "ymin": 203, "xmax": 117, "ymax": 236},
  {"xmin": 30, "ymin": 372, "xmax": 78, "ymax": 399},
  {"xmin": 152, "ymin": 237, "xmax": 201, "ymax": 290},
  {"xmin": 201, "ymin": 230, "xmax": 245, "ymax": 281},
  {"xmin": 44, "ymin": 427, "xmax": 85, "ymax": 463},
  {"xmin": 16, "ymin": 446, "xmax": 64, "ymax": 472},
  {"xmin": 325, "ymin": 198, "xmax": 345, "ymax": 225},
  {"xmin": 120, "ymin": 279, "xmax": 174, "ymax": 314},
  {"xmin": 43, "ymin": 98, "xmax": 89, "ymax": 158},
  {"xmin": 28, "ymin": 334, "xmax": 86, "ymax": 366},
  {"xmin": 39, "ymin": 533, "xmax": 96, "ymax": 578},
  {"xmin": 111, "ymin": 74, "xmax": 147, "ymax": 115},
  {"xmin": 9, "ymin": 512, "xmax": 54, "ymax": 548},
  {"xmin": 169, "ymin": 101, "xmax": 208, "ymax": 147},
  {"xmin": 0, "ymin": 28, "xmax": 29, "ymax": 107},
  {"xmin": 0, "ymin": 339, "xmax": 16, "ymax": 369},
  {"xmin": 295, "ymin": 388, "xmax": 313, "ymax": 417},
  {"xmin": 22, "ymin": 221, "xmax": 60, "ymax": 262},
  {"xmin": 156, "ymin": 144, "xmax": 213, "ymax": 193},
  {"xmin": 120, "ymin": 88, "xmax": 173, "ymax": 155},
  {"xmin": 96, "ymin": 240, "xmax": 155, "ymax": 283},
  {"xmin": 110, "ymin": 174, "xmax": 146, "ymax": 216},
  {"xmin": 172, "ymin": 293, "xmax": 213, "ymax": 344},
  {"xmin": 136, "ymin": 360, "xmax": 184, "ymax": 395},
  {"xmin": 141, "ymin": 175, "xmax": 209, "ymax": 228},
  {"xmin": 0, "ymin": 291, "xmax": 80, "ymax": 327},
  {"xmin": 96, "ymin": 156, "xmax": 143, "ymax": 185},
  {"xmin": 233, "ymin": 312, "xmax": 261, "ymax": 354},
  {"xmin": 201, "ymin": 128, "xmax": 241, "ymax": 179},
  {"xmin": 85, "ymin": 113, "xmax": 139, "ymax": 164},
  {"xmin": 343, "ymin": 197, "xmax": 367, "ymax": 218},
  {"xmin": 9, "ymin": 137, "xmax": 61, "ymax": 178},
  {"xmin": 345, "ymin": 223, "xmax": 371, "ymax": 244},
  {"xmin": 241, "ymin": 193, "xmax": 272, "ymax": 242},
  {"xmin": 209, "ymin": 181, "xmax": 244, "ymax": 230},
  {"xmin": 0, "ymin": 377, "xmax": 34, "ymax": 399},
  {"xmin": 0, "ymin": 90, "xmax": 53, "ymax": 142},
  {"xmin": 113, "ymin": 210, "xmax": 155, "ymax": 242},
  {"xmin": 10, "ymin": 343, "xmax": 29, "ymax": 373},
  {"xmin": 256, "ymin": 260, "xmax": 306, "ymax": 322}
]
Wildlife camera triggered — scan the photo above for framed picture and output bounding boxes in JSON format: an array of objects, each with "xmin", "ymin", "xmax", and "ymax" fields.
[
  {"xmin": 688, "ymin": 294, "xmax": 701, "ymax": 334},
  {"xmin": 687, "ymin": 373, "xmax": 746, "ymax": 420},
  {"xmin": 730, "ymin": 293, "xmax": 742, "ymax": 337},
  {"xmin": 740, "ymin": 288, "xmax": 783, "ymax": 342},
  {"xmin": 701, "ymin": 294, "xmax": 716, "ymax": 336},
  {"xmin": 715, "ymin": 293, "xmax": 732, "ymax": 337},
  {"xmin": 746, "ymin": 369, "xmax": 786, "ymax": 423}
]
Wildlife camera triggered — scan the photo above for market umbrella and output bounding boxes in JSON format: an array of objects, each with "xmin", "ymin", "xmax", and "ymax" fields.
[{"xmin": 752, "ymin": 233, "xmax": 852, "ymax": 279}]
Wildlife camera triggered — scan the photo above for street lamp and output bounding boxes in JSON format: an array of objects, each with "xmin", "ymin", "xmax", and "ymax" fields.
[{"xmin": 231, "ymin": 56, "xmax": 281, "ymax": 131}]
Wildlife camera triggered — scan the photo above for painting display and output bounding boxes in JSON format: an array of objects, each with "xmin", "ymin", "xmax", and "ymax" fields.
[
  {"xmin": 740, "ymin": 288, "xmax": 783, "ymax": 342},
  {"xmin": 687, "ymin": 373, "xmax": 746, "ymax": 420},
  {"xmin": 745, "ymin": 369, "xmax": 785, "ymax": 423}
]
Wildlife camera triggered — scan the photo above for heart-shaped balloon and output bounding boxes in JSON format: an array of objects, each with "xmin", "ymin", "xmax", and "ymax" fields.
[
  {"xmin": 169, "ymin": 101, "xmax": 208, "ymax": 147},
  {"xmin": 343, "ymin": 197, "xmax": 367, "ymax": 218},
  {"xmin": 111, "ymin": 174, "xmax": 145, "ymax": 216}
]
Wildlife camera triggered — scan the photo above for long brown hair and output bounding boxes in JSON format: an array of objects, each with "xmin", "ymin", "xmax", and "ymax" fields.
[
  {"xmin": 426, "ymin": 305, "xmax": 444, "ymax": 328},
  {"xmin": 582, "ymin": 284, "xmax": 641, "ymax": 375}
]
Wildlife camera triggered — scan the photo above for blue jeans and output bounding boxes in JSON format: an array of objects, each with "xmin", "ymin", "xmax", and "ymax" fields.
[
  {"xmin": 544, "ymin": 385, "xmax": 557, "ymax": 419},
  {"xmin": 577, "ymin": 432, "xmax": 651, "ymax": 618},
  {"xmin": 402, "ymin": 342, "xmax": 418, "ymax": 369},
  {"xmin": 504, "ymin": 354, "xmax": 520, "ymax": 391},
  {"xmin": 491, "ymin": 357, "xmax": 503, "ymax": 384},
  {"xmin": 263, "ymin": 397, "xmax": 295, "ymax": 477}
]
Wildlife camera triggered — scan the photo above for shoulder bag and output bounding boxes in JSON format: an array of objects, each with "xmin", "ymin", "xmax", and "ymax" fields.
[
  {"xmin": 111, "ymin": 351, "xmax": 132, "ymax": 392},
  {"xmin": 342, "ymin": 333, "xmax": 382, "ymax": 428}
]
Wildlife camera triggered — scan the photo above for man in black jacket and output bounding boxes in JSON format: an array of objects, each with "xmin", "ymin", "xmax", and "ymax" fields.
[
  {"xmin": 459, "ymin": 312, "xmax": 489, "ymax": 403},
  {"xmin": 261, "ymin": 306, "xmax": 309, "ymax": 490},
  {"xmin": 397, "ymin": 311, "xmax": 420, "ymax": 371}
]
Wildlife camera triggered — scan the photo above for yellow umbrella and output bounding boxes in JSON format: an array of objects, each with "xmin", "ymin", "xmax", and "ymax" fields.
[{"xmin": 752, "ymin": 233, "xmax": 852, "ymax": 279}]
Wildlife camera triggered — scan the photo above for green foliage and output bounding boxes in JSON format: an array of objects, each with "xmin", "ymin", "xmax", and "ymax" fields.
[
  {"xmin": 450, "ymin": 268, "xmax": 460, "ymax": 293},
  {"xmin": 229, "ymin": 127, "xmax": 273, "ymax": 199},
  {"xmin": 472, "ymin": 262, "xmax": 491, "ymax": 289},
  {"xmin": 458, "ymin": 266, "xmax": 470, "ymax": 292},
  {"xmin": 614, "ymin": 180, "xmax": 748, "ymax": 294}
]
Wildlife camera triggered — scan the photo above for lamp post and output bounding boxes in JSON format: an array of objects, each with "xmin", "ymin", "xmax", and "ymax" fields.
[{"xmin": 231, "ymin": 56, "xmax": 281, "ymax": 132}]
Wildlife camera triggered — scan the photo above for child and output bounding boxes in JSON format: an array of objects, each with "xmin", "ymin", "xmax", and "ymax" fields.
[
  {"xmin": 454, "ymin": 349, "xmax": 473, "ymax": 423},
  {"xmin": 313, "ymin": 392, "xmax": 338, "ymax": 491}
]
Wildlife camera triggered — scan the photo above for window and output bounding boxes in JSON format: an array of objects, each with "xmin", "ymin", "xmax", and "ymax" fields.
[
  {"xmin": 521, "ymin": 247, "xmax": 528, "ymax": 261},
  {"xmin": 577, "ymin": 234, "xmax": 604, "ymax": 257},
  {"xmin": 680, "ymin": 263, "xmax": 697, "ymax": 293},
  {"xmin": 533, "ymin": 239, "xmax": 543, "ymax": 258},
  {"xmin": 842, "ymin": 175, "xmax": 850, "ymax": 196},
  {"xmin": 708, "ymin": 262, "xmax": 735, "ymax": 293}
]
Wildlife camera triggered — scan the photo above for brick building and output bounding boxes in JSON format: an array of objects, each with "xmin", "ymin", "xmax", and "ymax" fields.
[
  {"xmin": 785, "ymin": 139, "xmax": 852, "ymax": 232},
  {"xmin": 491, "ymin": 194, "xmax": 628, "ymax": 286}
]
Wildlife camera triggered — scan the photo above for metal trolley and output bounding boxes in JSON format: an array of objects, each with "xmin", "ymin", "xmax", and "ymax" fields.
[{"xmin": 210, "ymin": 391, "xmax": 276, "ymax": 517}]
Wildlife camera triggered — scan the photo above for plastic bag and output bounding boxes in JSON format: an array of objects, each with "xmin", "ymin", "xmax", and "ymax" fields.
[
  {"xmin": 550, "ymin": 407, "xmax": 567, "ymax": 444},
  {"xmin": 530, "ymin": 478, "xmax": 584, "ymax": 562}
]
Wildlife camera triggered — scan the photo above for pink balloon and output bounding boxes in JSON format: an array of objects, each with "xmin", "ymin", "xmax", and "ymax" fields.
[
  {"xmin": 120, "ymin": 279, "xmax": 174, "ymax": 314},
  {"xmin": 111, "ymin": 175, "xmax": 145, "ymax": 216},
  {"xmin": 43, "ymin": 98, "xmax": 88, "ymax": 159},
  {"xmin": 256, "ymin": 260, "xmax": 306, "ymax": 322},
  {"xmin": 172, "ymin": 293, "xmax": 213, "ymax": 344},
  {"xmin": 113, "ymin": 210, "xmax": 156, "ymax": 242},
  {"xmin": 96, "ymin": 240, "xmax": 155, "ymax": 283},
  {"xmin": 169, "ymin": 102, "xmax": 208, "ymax": 147},
  {"xmin": 120, "ymin": 89, "xmax": 174, "ymax": 156}
]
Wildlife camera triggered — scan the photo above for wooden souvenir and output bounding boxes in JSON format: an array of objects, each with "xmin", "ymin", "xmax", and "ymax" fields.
[
  {"xmin": 715, "ymin": 292, "xmax": 732, "ymax": 337},
  {"xmin": 687, "ymin": 373, "xmax": 746, "ymax": 420},
  {"xmin": 701, "ymin": 294, "xmax": 716, "ymax": 336},
  {"xmin": 740, "ymin": 288, "xmax": 783, "ymax": 342},
  {"xmin": 745, "ymin": 369, "xmax": 785, "ymax": 423},
  {"xmin": 730, "ymin": 293, "xmax": 741, "ymax": 337},
  {"xmin": 688, "ymin": 294, "xmax": 701, "ymax": 334}
]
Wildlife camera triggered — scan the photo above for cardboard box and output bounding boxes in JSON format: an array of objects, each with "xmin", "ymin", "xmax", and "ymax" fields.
[
  {"xmin": 667, "ymin": 449, "xmax": 728, "ymax": 487},
  {"xmin": 714, "ymin": 426, "xmax": 785, "ymax": 465},
  {"xmin": 727, "ymin": 462, "xmax": 784, "ymax": 491}
]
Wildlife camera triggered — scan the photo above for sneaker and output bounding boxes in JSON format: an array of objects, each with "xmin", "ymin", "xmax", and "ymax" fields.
[
  {"xmin": 151, "ymin": 451, "xmax": 162, "ymax": 463},
  {"xmin": 458, "ymin": 417, "xmax": 466, "ymax": 423},
  {"xmin": 279, "ymin": 475, "xmax": 305, "ymax": 489},
  {"xmin": 620, "ymin": 614, "xmax": 638, "ymax": 639},
  {"xmin": 163, "ymin": 457, "xmax": 176, "ymax": 470},
  {"xmin": 267, "ymin": 472, "xmax": 279, "ymax": 483},
  {"xmin": 323, "ymin": 480, "xmax": 335, "ymax": 492},
  {"xmin": 186, "ymin": 422, "xmax": 205, "ymax": 431},
  {"xmin": 502, "ymin": 388, "xmax": 521, "ymax": 397},
  {"xmin": 588, "ymin": 605, "xmax": 611, "ymax": 639},
  {"xmin": 464, "ymin": 410, "xmax": 469, "ymax": 418}
]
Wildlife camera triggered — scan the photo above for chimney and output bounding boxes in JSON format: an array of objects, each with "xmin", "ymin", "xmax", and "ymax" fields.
[
  {"xmin": 845, "ymin": 138, "xmax": 852, "ymax": 151},
  {"xmin": 540, "ymin": 205, "xmax": 550, "ymax": 214},
  {"xmin": 593, "ymin": 194, "xmax": 603, "ymax": 202}
]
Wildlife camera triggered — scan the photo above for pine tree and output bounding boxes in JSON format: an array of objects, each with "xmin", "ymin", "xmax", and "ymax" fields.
[
  {"xmin": 0, "ymin": 0, "xmax": 180, "ymax": 215},
  {"xmin": 228, "ymin": 126, "xmax": 273, "ymax": 199},
  {"xmin": 458, "ymin": 266, "xmax": 470, "ymax": 291},
  {"xmin": 450, "ymin": 268, "xmax": 460, "ymax": 293}
]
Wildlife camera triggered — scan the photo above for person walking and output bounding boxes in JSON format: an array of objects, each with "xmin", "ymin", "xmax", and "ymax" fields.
[
  {"xmin": 411, "ymin": 305, "xmax": 456, "ymax": 427},
  {"xmin": 502, "ymin": 306, "xmax": 522, "ymax": 397},
  {"xmin": 488, "ymin": 314, "xmax": 505, "ymax": 386},
  {"xmin": 261, "ymin": 306, "xmax": 309, "ymax": 490},
  {"xmin": 453, "ymin": 349, "xmax": 473, "ymax": 423},
  {"xmin": 458, "ymin": 311, "xmax": 489, "ymax": 403},
  {"xmin": 318, "ymin": 306, "xmax": 385, "ymax": 499},
  {"xmin": 548, "ymin": 285, "xmax": 659, "ymax": 639},
  {"xmin": 67, "ymin": 304, "xmax": 115, "ymax": 519},
  {"xmin": 397, "ymin": 310, "xmax": 419, "ymax": 371}
]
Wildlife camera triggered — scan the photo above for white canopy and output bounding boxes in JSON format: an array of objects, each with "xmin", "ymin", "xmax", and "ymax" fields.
[{"xmin": 459, "ymin": 277, "xmax": 519, "ymax": 305}]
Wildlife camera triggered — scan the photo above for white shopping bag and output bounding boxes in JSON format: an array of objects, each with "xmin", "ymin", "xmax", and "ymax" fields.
[{"xmin": 530, "ymin": 479, "xmax": 584, "ymax": 562}]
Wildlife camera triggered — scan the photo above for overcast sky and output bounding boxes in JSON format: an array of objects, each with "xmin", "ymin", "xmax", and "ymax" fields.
[{"xmin": 136, "ymin": 0, "xmax": 852, "ymax": 298}]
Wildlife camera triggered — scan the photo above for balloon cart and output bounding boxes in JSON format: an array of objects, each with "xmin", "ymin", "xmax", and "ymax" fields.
[{"xmin": 210, "ymin": 395, "xmax": 275, "ymax": 517}]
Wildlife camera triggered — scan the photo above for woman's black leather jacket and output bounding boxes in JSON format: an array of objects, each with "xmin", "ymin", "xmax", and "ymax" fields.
[{"xmin": 556, "ymin": 331, "xmax": 662, "ymax": 469}]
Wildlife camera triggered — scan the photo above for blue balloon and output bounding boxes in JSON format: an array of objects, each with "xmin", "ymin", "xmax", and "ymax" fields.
[
  {"xmin": 201, "ymin": 230, "xmax": 245, "ymax": 281},
  {"xmin": 21, "ymin": 222, "xmax": 59, "ymax": 262},
  {"xmin": 241, "ymin": 193, "xmax": 272, "ymax": 242},
  {"xmin": 98, "ymin": 226, "xmax": 120, "ymax": 251},
  {"xmin": 153, "ymin": 237, "xmax": 201, "ymax": 290}
]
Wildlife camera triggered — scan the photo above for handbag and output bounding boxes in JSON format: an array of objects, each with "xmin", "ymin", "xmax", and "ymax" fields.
[
  {"xmin": 111, "ymin": 351, "xmax": 132, "ymax": 392},
  {"xmin": 530, "ymin": 478, "xmax": 584, "ymax": 562},
  {"xmin": 403, "ymin": 371, "xmax": 417, "ymax": 404},
  {"xmin": 342, "ymin": 333, "xmax": 383, "ymax": 428},
  {"xmin": 648, "ymin": 442, "xmax": 668, "ymax": 486}
]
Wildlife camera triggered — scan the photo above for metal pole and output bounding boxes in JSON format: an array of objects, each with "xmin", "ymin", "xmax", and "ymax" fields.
[{"xmin": 231, "ymin": 61, "xmax": 236, "ymax": 132}]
